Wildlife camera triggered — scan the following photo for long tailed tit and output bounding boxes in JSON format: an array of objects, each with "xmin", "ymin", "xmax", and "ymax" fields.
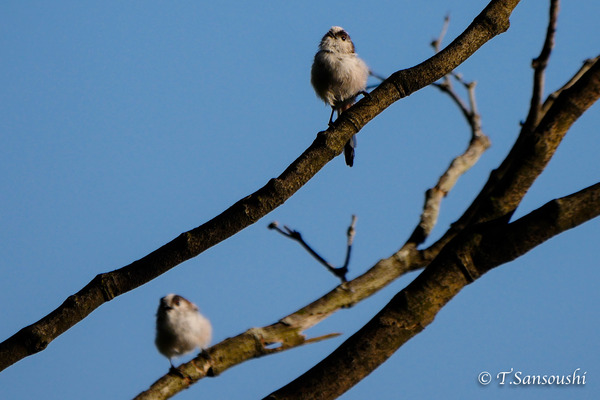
[
  {"xmin": 155, "ymin": 294, "xmax": 212, "ymax": 368},
  {"xmin": 311, "ymin": 26, "xmax": 370, "ymax": 167}
]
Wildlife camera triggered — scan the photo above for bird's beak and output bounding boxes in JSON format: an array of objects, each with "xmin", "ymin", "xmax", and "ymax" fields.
[{"xmin": 160, "ymin": 299, "xmax": 173, "ymax": 310}]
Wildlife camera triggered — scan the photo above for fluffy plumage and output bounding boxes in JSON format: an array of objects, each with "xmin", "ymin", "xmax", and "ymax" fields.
[
  {"xmin": 155, "ymin": 294, "xmax": 212, "ymax": 367},
  {"xmin": 311, "ymin": 26, "xmax": 369, "ymax": 166}
]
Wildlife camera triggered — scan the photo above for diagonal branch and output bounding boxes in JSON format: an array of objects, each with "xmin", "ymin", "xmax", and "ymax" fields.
[
  {"xmin": 133, "ymin": 330, "xmax": 342, "ymax": 400},
  {"xmin": 132, "ymin": 12, "xmax": 516, "ymax": 399},
  {"xmin": 133, "ymin": 106, "xmax": 489, "ymax": 398},
  {"xmin": 470, "ymin": 56, "xmax": 600, "ymax": 221},
  {"xmin": 426, "ymin": 55, "xmax": 600, "ymax": 260},
  {"xmin": 0, "ymin": 0, "xmax": 522, "ymax": 372},
  {"xmin": 266, "ymin": 26, "xmax": 600, "ymax": 396},
  {"xmin": 265, "ymin": 182, "xmax": 600, "ymax": 400}
]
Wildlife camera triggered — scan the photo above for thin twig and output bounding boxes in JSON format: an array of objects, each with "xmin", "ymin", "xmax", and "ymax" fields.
[
  {"xmin": 432, "ymin": 80, "xmax": 471, "ymax": 122},
  {"xmin": 268, "ymin": 217, "xmax": 355, "ymax": 283},
  {"xmin": 431, "ymin": 13, "xmax": 450, "ymax": 53},
  {"xmin": 412, "ymin": 16, "xmax": 492, "ymax": 245},
  {"xmin": 342, "ymin": 215, "xmax": 357, "ymax": 273},
  {"xmin": 523, "ymin": 0, "xmax": 560, "ymax": 131}
]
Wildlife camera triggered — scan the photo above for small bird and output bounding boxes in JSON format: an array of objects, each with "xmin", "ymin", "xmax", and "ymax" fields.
[
  {"xmin": 311, "ymin": 26, "xmax": 370, "ymax": 167},
  {"xmin": 155, "ymin": 294, "xmax": 212, "ymax": 368}
]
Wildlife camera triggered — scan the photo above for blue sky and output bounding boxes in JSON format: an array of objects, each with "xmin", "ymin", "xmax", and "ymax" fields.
[{"xmin": 1, "ymin": 1, "xmax": 598, "ymax": 399}]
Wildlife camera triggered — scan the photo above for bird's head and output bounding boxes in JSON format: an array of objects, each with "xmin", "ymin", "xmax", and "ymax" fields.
[{"xmin": 319, "ymin": 26, "xmax": 356, "ymax": 54}]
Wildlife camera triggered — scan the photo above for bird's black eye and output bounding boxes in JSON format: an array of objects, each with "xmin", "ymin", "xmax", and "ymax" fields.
[{"xmin": 341, "ymin": 35, "xmax": 347, "ymax": 41}]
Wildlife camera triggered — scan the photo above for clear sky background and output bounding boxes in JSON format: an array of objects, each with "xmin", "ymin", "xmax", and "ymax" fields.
[{"xmin": 1, "ymin": 1, "xmax": 598, "ymax": 399}]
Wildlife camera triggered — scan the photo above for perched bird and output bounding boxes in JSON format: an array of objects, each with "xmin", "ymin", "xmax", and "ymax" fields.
[
  {"xmin": 311, "ymin": 26, "xmax": 370, "ymax": 167},
  {"xmin": 155, "ymin": 294, "xmax": 212, "ymax": 368}
]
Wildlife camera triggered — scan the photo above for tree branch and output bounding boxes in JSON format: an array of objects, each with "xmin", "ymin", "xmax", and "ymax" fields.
[
  {"xmin": 268, "ymin": 216, "xmax": 356, "ymax": 283},
  {"xmin": 0, "ymin": 0, "xmax": 522, "ymax": 372},
  {"xmin": 408, "ymin": 118, "xmax": 490, "ymax": 245},
  {"xmin": 342, "ymin": 215, "xmax": 357, "ymax": 273},
  {"xmin": 414, "ymin": 16, "xmax": 491, "ymax": 245},
  {"xmin": 265, "ymin": 7, "xmax": 600, "ymax": 395},
  {"xmin": 475, "ymin": 56, "xmax": 600, "ymax": 220},
  {"xmin": 130, "ymin": 6, "xmax": 527, "ymax": 397},
  {"xmin": 265, "ymin": 182, "xmax": 600, "ymax": 400},
  {"xmin": 133, "ymin": 330, "xmax": 342, "ymax": 400},
  {"xmin": 426, "ymin": 55, "xmax": 600, "ymax": 261},
  {"xmin": 134, "ymin": 123, "xmax": 487, "ymax": 398},
  {"xmin": 540, "ymin": 56, "xmax": 600, "ymax": 118},
  {"xmin": 523, "ymin": 0, "xmax": 560, "ymax": 132},
  {"xmin": 430, "ymin": 14, "xmax": 450, "ymax": 54}
]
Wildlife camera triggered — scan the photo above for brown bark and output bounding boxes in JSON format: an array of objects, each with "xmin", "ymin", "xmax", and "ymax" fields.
[
  {"xmin": 0, "ymin": 0, "xmax": 523, "ymax": 373},
  {"xmin": 265, "ymin": 183, "xmax": 600, "ymax": 400},
  {"xmin": 265, "ymin": 8, "xmax": 600, "ymax": 394}
]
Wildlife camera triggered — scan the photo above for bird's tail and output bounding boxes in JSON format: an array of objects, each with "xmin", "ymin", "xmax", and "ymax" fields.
[
  {"xmin": 337, "ymin": 103, "xmax": 357, "ymax": 167},
  {"xmin": 344, "ymin": 135, "xmax": 356, "ymax": 167}
]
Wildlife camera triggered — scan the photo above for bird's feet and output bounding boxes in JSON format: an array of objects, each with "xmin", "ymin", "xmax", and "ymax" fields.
[{"xmin": 168, "ymin": 365, "xmax": 185, "ymax": 378}]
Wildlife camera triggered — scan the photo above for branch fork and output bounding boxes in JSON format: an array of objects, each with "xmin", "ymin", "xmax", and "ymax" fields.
[{"xmin": 268, "ymin": 215, "xmax": 357, "ymax": 284}]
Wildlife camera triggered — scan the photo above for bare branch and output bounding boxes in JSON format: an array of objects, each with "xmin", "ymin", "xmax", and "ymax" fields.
[
  {"xmin": 268, "ymin": 221, "xmax": 338, "ymax": 273},
  {"xmin": 133, "ymin": 12, "xmax": 516, "ymax": 397},
  {"xmin": 541, "ymin": 56, "xmax": 600, "ymax": 117},
  {"xmin": 135, "ymin": 203, "xmax": 444, "ymax": 399},
  {"xmin": 134, "ymin": 330, "xmax": 342, "ymax": 400},
  {"xmin": 430, "ymin": 13, "xmax": 450, "ymax": 53},
  {"xmin": 268, "ymin": 217, "xmax": 356, "ymax": 283},
  {"xmin": 408, "ymin": 127, "xmax": 490, "ymax": 246},
  {"xmin": 426, "ymin": 56, "xmax": 600, "ymax": 261},
  {"xmin": 342, "ymin": 215, "xmax": 357, "ymax": 272},
  {"xmin": 412, "ymin": 18, "xmax": 491, "ymax": 245},
  {"xmin": 523, "ymin": 0, "xmax": 560, "ymax": 131},
  {"xmin": 265, "ymin": 183, "xmax": 600, "ymax": 400},
  {"xmin": 431, "ymin": 80, "xmax": 470, "ymax": 120},
  {"xmin": 266, "ymin": 17, "xmax": 600, "ymax": 397},
  {"xmin": 431, "ymin": 15, "xmax": 471, "ymax": 120},
  {"xmin": 430, "ymin": 16, "xmax": 484, "ymax": 141},
  {"xmin": 0, "ymin": 0, "xmax": 523, "ymax": 372}
]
